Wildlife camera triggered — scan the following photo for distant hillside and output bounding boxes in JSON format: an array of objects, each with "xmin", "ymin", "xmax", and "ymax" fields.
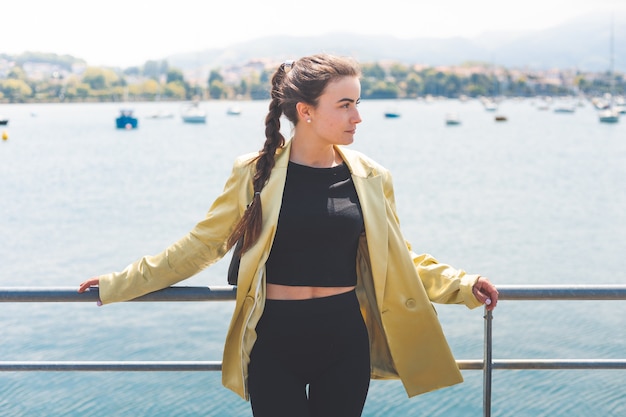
[{"xmin": 166, "ymin": 10, "xmax": 626, "ymax": 73}]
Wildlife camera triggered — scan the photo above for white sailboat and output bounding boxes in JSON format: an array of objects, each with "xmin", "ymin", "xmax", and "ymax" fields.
[
  {"xmin": 599, "ymin": 107, "xmax": 620, "ymax": 124},
  {"xmin": 181, "ymin": 100, "xmax": 207, "ymax": 124},
  {"xmin": 445, "ymin": 113, "xmax": 461, "ymax": 126},
  {"xmin": 146, "ymin": 90, "xmax": 174, "ymax": 119}
]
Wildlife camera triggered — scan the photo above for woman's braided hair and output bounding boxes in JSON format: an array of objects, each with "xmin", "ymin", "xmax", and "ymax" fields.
[{"xmin": 227, "ymin": 54, "xmax": 361, "ymax": 254}]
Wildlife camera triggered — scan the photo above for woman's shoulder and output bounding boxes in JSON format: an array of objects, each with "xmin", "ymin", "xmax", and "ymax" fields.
[
  {"xmin": 233, "ymin": 151, "xmax": 260, "ymax": 167},
  {"xmin": 339, "ymin": 146, "xmax": 390, "ymax": 176}
]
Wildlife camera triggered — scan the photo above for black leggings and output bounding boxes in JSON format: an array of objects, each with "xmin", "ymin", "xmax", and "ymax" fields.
[{"xmin": 248, "ymin": 290, "xmax": 370, "ymax": 417}]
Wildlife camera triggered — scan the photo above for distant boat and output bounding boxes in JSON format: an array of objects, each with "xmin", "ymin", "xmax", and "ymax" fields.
[
  {"xmin": 181, "ymin": 101, "xmax": 207, "ymax": 123},
  {"xmin": 483, "ymin": 100, "xmax": 498, "ymax": 112},
  {"xmin": 146, "ymin": 109, "xmax": 174, "ymax": 119},
  {"xmin": 0, "ymin": 117, "xmax": 8, "ymax": 126},
  {"xmin": 445, "ymin": 113, "xmax": 461, "ymax": 126},
  {"xmin": 495, "ymin": 115, "xmax": 508, "ymax": 122},
  {"xmin": 226, "ymin": 106, "xmax": 242, "ymax": 116},
  {"xmin": 537, "ymin": 96, "xmax": 552, "ymax": 111},
  {"xmin": 384, "ymin": 107, "xmax": 401, "ymax": 118},
  {"xmin": 115, "ymin": 109, "xmax": 138, "ymax": 129},
  {"xmin": 536, "ymin": 100, "xmax": 550, "ymax": 111},
  {"xmin": 553, "ymin": 103, "xmax": 576, "ymax": 113},
  {"xmin": 598, "ymin": 108, "xmax": 619, "ymax": 123},
  {"xmin": 146, "ymin": 88, "xmax": 174, "ymax": 119}
]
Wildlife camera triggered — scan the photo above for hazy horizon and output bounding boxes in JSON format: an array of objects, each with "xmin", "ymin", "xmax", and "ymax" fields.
[{"xmin": 3, "ymin": 0, "xmax": 625, "ymax": 67}]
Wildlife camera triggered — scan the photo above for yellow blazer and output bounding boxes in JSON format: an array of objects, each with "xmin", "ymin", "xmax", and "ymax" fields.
[{"xmin": 99, "ymin": 139, "xmax": 482, "ymax": 400}]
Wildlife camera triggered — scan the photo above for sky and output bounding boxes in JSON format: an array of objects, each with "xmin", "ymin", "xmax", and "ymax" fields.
[{"xmin": 3, "ymin": 0, "xmax": 625, "ymax": 67}]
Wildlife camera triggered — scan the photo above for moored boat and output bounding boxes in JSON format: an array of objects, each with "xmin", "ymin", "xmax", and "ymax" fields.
[
  {"xmin": 115, "ymin": 109, "xmax": 138, "ymax": 129},
  {"xmin": 181, "ymin": 101, "xmax": 207, "ymax": 124},
  {"xmin": 598, "ymin": 108, "xmax": 619, "ymax": 123},
  {"xmin": 445, "ymin": 113, "xmax": 461, "ymax": 125},
  {"xmin": 384, "ymin": 107, "xmax": 401, "ymax": 118},
  {"xmin": 226, "ymin": 106, "xmax": 242, "ymax": 116},
  {"xmin": 146, "ymin": 109, "xmax": 174, "ymax": 119},
  {"xmin": 553, "ymin": 103, "xmax": 576, "ymax": 113}
]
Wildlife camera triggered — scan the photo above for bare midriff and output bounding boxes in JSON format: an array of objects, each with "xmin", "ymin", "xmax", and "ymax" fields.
[{"xmin": 266, "ymin": 283, "xmax": 356, "ymax": 300}]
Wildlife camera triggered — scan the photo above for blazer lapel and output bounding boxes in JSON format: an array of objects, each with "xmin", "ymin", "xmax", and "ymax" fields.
[
  {"xmin": 337, "ymin": 146, "xmax": 389, "ymax": 312},
  {"xmin": 237, "ymin": 143, "xmax": 290, "ymax": 291}
]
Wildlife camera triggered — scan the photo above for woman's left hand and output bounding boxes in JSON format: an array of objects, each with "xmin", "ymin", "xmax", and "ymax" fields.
[{"xmin": 472, "ymin": 276, "xmax": 499, "ymax": 311}]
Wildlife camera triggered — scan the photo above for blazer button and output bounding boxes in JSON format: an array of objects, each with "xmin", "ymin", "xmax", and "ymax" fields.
[{"xmin": 405, "ymin": 298, "xmax": 416, "ymax": 309}]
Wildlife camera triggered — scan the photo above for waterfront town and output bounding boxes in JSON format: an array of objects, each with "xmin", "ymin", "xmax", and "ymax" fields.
[{"xmin": 0, "ymin": 52, "xmax": 623, "ymax": 103}]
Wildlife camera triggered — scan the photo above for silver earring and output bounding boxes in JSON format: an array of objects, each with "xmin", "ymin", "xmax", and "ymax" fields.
[{"xmin": 306, "ymin": 119, "xmax": 311, "ymax": 123}]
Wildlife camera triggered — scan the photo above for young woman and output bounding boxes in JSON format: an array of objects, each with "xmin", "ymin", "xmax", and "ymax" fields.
[{"xmin": 79, "ymin": 53, "xmax": 498, "ymax": 417}]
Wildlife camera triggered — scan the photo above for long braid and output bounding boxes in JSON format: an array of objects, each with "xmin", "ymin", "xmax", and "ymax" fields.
[{"xmin": 226, "ymin": 64, "xmax": 288, "ymax": 253}]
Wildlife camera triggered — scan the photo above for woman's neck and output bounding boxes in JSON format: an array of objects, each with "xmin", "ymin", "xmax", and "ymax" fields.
[{"xmin": 289, "ymin": 138, "xmax": 341, "ymax": 168}]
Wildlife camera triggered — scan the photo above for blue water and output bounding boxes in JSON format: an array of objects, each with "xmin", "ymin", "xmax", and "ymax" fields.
[{"xmin": 1, "ymin": 99, "xmax": 625, "ymax": 416}]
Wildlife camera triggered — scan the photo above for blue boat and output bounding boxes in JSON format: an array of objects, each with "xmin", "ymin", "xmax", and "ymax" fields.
[
  {"xmin": 384, "ymin": 107, "xmax": 401, "ymax": 118},
  {"xmin": 116, "ymin": 109, "xmax": 138, "ymax": 129}
]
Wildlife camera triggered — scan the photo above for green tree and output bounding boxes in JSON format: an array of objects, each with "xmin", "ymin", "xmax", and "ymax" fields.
[
  {"xmin": 250, "ymin": 83, "xmax": 269, "ymax": 100},
  {"xmin": 209, "ymin": 80, "xmax": 225, "ymax": 99},
  {"xmin": 235, "ymin": 79, "xmax": 249, "ymax": 97},
  {"xmin": 362, "ymin": 63, "xmax": 386, "ymax": 79},
  {"xmin": 0, "ymin": 78, "xmax": 33, "ymax": 102},
  {"xmin": 259, "ymin": 69, "xmax": 271, "ymax": 85},
  {"xmin": 365, "ymin": 81, "xmax": 399, "ymax": 99},
  {"xmin": 166, "ymin": 68, "xmax": 185, "ymax": 84},
  {"xmin": 247, "ymin": 71, "xmax": 269, "ymax": 100},
  {"xmin": 7, "ymin": 66, "xmax": 27, "ymax": 80},
  {"xmin": 82, "ymin": 67, "xmax": 119, "ymax": 90},
  {"xmin": 389, "ymin": 63, "xmax": 410, "ymax": 81},
  {"xmin": 208, "ymin": 69, "xmax": 223, "ymax": 85},
  {"xmin": 405, "ymin": 73, "xmax": 423, "ymax": 97},
  {"xmin": 443, "ymin": 73, "xmax": 462, "ymax": 97},
  {"xmin": 468, "ymin": 73, "xmax": 492, "ymax": 97},
  {"xmin": 140, "ymin": 79, "xmax": 160, "ymax": 99},
  {"xmin": 164, "ymin": 81, "xmax": 186, "ymax": 99}
]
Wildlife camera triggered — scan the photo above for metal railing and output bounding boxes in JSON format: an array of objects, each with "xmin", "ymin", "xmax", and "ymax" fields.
[{"xmin": 1, "ymin": 285, "xmax": 625, "ymax": 417}]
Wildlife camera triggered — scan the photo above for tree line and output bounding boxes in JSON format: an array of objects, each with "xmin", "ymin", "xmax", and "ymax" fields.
[{"xmin": 0, "ymin": 53, "xmax": 624, "ymax": 103}]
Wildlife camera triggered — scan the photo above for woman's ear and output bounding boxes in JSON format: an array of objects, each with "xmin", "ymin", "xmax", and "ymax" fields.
[{"xmin": 295, "ymin": 102, "xmax": 312, "ymax": 124}]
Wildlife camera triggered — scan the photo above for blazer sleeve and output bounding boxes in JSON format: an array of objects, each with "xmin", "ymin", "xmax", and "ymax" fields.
[
  {"xmin": 98, "ymin": 155, "xmax": 256, "ymax": 305},
  {"xmin": 409, "ymin": 249, "xmax": 482, "ymax": 309}
]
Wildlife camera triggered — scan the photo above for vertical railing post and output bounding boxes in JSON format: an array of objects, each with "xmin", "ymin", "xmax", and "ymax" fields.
[{"xmin": 483, "ymin": 308, "xmax": 493, "ymax": 417}]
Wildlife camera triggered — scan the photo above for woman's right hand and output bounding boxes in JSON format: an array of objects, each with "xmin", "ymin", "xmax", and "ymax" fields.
[
  {"xmin": 78, "ymin": 277, "xmax": 102, "ymax": 305},
  {"xmin": 78, "ymin": 277, "xmax": 100, "ymax": 293}
]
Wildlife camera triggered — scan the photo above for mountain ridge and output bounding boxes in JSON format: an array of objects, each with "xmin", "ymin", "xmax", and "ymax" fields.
[{"xmin": 166, "ymin": 10, "xmax": 625, "ymax": 73}]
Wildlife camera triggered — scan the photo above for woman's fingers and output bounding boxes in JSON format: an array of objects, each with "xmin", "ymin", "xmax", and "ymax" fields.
[{"xmin": 77, "ymin": 277, "xmax": 100, "ymax": 293}]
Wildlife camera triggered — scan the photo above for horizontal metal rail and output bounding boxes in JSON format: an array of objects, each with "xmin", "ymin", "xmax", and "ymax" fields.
[
  {"xmin": 3, "ymin": 284, "xmax": 625, "ymax": 303},
  {"xmin": 1, "ymin": 284, "xmax": 625, "ymax": 417},
  {"xmin": 0, "ymin": 361, "xmax": 223, "ymax": 372},
  {"xmin": 495, "ymin": 285, "xmax": 626, "ymax": 300},
  {"xmin": 2, "ymin": 359, "xmax": 624, "ymax": 373},
  {"xmin": 0, "ymin": 285, "xmax": 237, "ymax": 303}
]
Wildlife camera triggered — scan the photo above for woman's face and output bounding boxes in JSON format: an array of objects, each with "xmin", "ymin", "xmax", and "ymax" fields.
[{"xmin": 307, "ymin": 76, "xmax": 362, "ymax": 146}]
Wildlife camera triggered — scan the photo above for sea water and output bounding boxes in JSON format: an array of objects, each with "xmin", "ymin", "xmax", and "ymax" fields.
[{"xmin": 0, "ymin": 98, "xmax": 624, "ymax": 416}]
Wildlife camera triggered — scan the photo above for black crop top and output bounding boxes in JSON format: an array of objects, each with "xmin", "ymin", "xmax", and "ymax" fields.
[{"xmin": 265, "ymin": 161, "xmax": 364, "ymax": 287}]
